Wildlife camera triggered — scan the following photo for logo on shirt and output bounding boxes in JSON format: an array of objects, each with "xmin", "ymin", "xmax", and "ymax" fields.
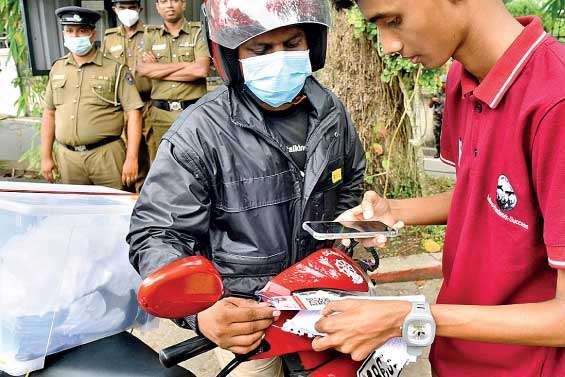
[
  {"xmin": 288, "ymin": 145, "xmax": 306, "ymax": 153},
  {"xmin": 125, "ymin": 71, "xmax": 136, "ymax": 86},
  {"xmin": 496, "ymin": 175, "xmax": 517, "ymax": 211}
]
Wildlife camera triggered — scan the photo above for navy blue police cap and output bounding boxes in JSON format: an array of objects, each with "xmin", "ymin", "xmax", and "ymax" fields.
[{"xmin": 55, "ymin": 6, "xmax": 101, "ymax": 27}]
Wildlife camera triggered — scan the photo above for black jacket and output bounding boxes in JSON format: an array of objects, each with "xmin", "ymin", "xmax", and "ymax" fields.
[{"xmin": 128, "ymin": 77, "xmax": 366, "ymax": 296}]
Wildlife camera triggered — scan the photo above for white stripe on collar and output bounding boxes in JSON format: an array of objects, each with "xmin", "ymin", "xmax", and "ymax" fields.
[
  {"xmin": 548, "ymin": 257, "xmax": 565, "ymax": 267},
  {"xmin": 489, "ymin": 32, "xmax": 547, "ymax": 108}
]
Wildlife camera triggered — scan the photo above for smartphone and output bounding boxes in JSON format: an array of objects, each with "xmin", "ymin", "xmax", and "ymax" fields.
[{"xmin": 302, "ymin": 220, "xmax": 399, "ymax": 240}]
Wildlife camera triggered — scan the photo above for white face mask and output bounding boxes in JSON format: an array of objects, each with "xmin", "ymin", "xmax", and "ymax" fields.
[
  {"xmin": 117, "ymin": 9, "xmax": 139, "ymax": 27},
  {"xmin": 64, "ymin": 35, "xmax": 94, "ymax": 56}
]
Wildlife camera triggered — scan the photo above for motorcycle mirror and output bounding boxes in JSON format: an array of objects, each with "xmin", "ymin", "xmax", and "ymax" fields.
[{"xmin": 137, "ymin": 256, "xmax": 224, "ymax": 318}]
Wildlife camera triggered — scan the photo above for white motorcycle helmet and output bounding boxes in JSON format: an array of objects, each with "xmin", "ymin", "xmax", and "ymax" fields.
[{"xmin": 202, "ymin": 0, "xmax": 332, "ymax": 85}]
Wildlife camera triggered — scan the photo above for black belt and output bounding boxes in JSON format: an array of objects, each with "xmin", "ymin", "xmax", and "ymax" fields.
[
  {"xmin": 140, "ymin": 92, "xmax": 151, "ymax": 102},
  {"xmin": 62, "ymin": 135, "xmax": 121, "ymax": 152},
  {"xmin": 152, "ymin": 99, "xmax": 198, "ymax": 112}
]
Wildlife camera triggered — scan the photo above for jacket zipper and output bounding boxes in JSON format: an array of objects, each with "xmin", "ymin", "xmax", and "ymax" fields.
[
  {"xmin": 291, "ymin": 113, "xmax": 339, "ymax": 266},
  {"xmin": 230, "ymin": 113, "xmax": 339, "ymax": 268}
]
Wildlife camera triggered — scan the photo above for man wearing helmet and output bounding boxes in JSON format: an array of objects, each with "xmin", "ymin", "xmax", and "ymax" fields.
[{"xmin": 128, "ymin": 1, "xmax": 366, "ymax": 375}]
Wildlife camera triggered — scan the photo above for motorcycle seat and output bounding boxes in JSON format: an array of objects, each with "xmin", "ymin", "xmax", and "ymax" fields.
[{"xmin": 2, "ymin": 332, "xmax": 193, "ymax": 377}]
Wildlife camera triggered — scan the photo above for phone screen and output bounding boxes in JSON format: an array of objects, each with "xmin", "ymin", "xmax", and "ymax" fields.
[{"xmin": 306, "ymin": 221, "xmax": 394, "ymax": 235}]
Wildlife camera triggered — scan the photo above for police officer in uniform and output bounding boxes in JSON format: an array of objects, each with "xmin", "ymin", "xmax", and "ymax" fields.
[
  {"xmin": 41, "ymin": 6, "xmax": 144, "ymax": 190},
  {"xmin": 136, "ymin": 0, "xmax": 210, "ymax": 160},
  {"xmin": 103, "ymin": 0, "xmax": 152, "ymax": 191}
]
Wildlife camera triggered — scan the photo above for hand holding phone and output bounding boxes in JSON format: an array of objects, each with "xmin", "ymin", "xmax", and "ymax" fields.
[
  {"xmin": 331, "ymin": 192, "xmax": 405, "ymax": 248},
  {"xmin": 302, "ymin": 220, "xmax": 399, "ymax": 241}
]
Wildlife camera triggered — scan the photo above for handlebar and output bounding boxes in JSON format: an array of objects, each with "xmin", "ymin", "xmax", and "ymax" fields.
[{"xmin": 159, "ymin": 335, "xmax": 217, "ymax": 368}]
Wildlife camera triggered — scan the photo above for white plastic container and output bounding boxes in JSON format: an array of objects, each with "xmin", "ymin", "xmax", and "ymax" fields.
[{"xmin": 0, "ymin": 182, "xmax": 149, "ymax": 376}]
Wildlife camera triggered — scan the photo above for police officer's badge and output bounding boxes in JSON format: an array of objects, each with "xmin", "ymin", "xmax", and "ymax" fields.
[
  {"xmin": 73, "ymin": 14, "xmax": 82, "ymax": 22},
  {"xmin": 125, "ymin": 71, "xmax": 135, "ymax": 86},
  {"xmin": 496, "ymin": 175, "xmax": 517, "ymax": 211}
]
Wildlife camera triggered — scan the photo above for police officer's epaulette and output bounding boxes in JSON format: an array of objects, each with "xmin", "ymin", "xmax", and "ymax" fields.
[
  {"xmin": 144, "ymin": 25, "xmax": 160, "ymax": 33},
  {"xmin": 52, "ymin": 53, "xmax": 70, "ymax": 65},
  {"xmin": 105, "ymin": 27, "xmax": 120, "ymax": 35},
  {"xmin": 188, "ymin": 21, "xmax": 203, "ymax": 28}
]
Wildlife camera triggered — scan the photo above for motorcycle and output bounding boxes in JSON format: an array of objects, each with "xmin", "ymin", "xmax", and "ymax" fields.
[{"xmin": 137, "ymin": 246, "xmax": 383, "ymax": 377}]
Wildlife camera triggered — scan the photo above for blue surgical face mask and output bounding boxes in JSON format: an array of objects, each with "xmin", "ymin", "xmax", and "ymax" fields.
[
  {"xmin": 64, "ymin": 35, "xmax": 94, "ymax": 56},
  {"xmin": 240, "ymin": 50, "xmax": 312, "ymax": 108}
]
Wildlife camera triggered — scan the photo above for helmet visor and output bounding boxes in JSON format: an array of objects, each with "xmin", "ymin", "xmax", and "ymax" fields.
[{"xmin": 205, "ymin": 0, "xmax": 331, "ymax": 49}]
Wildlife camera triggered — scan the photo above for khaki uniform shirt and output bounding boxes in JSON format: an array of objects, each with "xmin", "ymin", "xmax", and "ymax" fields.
[
  {"xmin": 102, "ymin": 21, "xmax": 152, "ymax": 96},
  {"xmin": 44, "ymin": 48, "xmax": 144, "ymax": 146},
  {"xmin": 144, "ymin": 19, "xmax": 210, "ymax": 101}
]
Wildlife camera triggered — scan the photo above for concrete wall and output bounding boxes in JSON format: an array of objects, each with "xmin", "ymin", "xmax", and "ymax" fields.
[
  {"xmin": 0, "ymin": 118, "xmax": 39, "ymax": 169},
  {"xmin": 0, "ymin": 45, "xmax": 22, "ymax": 117}
]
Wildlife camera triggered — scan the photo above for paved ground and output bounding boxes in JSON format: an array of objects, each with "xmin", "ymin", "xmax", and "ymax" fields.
[{"xmin": 134, "ymin": 279, "xmax": 442, "ymax": 377}]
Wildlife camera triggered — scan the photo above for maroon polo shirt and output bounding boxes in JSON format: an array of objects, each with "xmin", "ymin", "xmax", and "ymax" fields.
[{"xmin": 431, "ymin": 17, "xmax": 565, "ymax": 376}]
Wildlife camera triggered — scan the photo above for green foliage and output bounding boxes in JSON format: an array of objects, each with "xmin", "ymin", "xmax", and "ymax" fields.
[
  {"xmin": 419, "ymin": 225, "xmax": 447, "ymax": 249},
  {"xmin": 416, "ymin": 174, "xmax": 455, "ymax": 248},
  {"xmin": 344, "ymin": 6, "xmax": 436, "ymax": 199},
  {"xmin": 0, "ymin": 0, "xmax": 46, "ymax": 170},
  {"xmin": 0, "ymin": 0, "xmax": 48, "ymax": 117},
  {"xmin": 506, "ymin": 0, "xmax": 565, "ymax": 39},
  {"xmin": 542, "ymin": 0, "xmax": 565, "ymax": 39},
  {"xmin": 506, "ymin": 0, "xmax": 553, "ymax": 27},
  {"xmin": 421, "ymin": 174, "xmax": 455, "ymax": 196},
  {"xmin": 542, "ymin": 0, "xmax": 565, "ymax": 18},
  {"xmin": 17, "ymin": 122, "xmax": 42, "ymax": 171}
]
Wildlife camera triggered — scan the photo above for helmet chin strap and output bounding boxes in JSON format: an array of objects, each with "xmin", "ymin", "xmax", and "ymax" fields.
[{"xmin": 291, "ymin": 94, "xmax": 307, "ymax": 106}]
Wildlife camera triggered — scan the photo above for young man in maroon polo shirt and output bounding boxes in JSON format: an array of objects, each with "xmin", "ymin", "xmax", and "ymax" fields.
[{"xmin": 313, "ymin": 0, "xmax": 565, "ymax": 375}]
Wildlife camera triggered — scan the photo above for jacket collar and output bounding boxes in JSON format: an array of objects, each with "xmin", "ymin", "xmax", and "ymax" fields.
[
  {"xmin": 461, "ymin": 16, "xmax": 547, "ymax": 108},
  {"xmin": 230, "ymin": 77, "xmax": 336, "ymax": 133}
]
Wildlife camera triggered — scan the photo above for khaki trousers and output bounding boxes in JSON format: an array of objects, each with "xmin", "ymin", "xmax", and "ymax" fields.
[
  {"xmin": 55, "ymin": 139, "xmax": 125, "ymax": 190},
  {"xmin": 147, "ymin": 106, "xmax": 182, "ymax": 161},
  {"xmin": 214, "ymin": 347, "xmax": 284, "ymax": 377}
]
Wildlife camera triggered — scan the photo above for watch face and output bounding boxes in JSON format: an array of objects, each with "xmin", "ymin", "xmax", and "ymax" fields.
[{"xmin": 406, "ymin": 320, "xmax": 434, "ymax": 346}]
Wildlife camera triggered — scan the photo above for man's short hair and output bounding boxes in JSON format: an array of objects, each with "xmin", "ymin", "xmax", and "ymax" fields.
[{"xmin": 331, "ymin": 0, "xmax": 356, "ymax": 10}]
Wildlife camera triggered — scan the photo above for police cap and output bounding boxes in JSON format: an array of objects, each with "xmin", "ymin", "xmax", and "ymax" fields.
[{"xmin": 55, "ymin": 6, "xmax": 101, "ymax": 27}]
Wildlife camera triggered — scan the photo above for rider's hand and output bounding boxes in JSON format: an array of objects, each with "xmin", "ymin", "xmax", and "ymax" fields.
[
  {"xmin": 197, "ymin": 297, "xmax": 280, "ymax": 355},
  {"xmin": 312, "ymin": 299, "xmax": 411, "ymax": 361},
  {"xmin": 335, "ymin": 191, "xmax": 404, "ymax": 248},
  {"xmin": 41, "ymin": 156, "xmax": 57, "ymax": 183}
]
